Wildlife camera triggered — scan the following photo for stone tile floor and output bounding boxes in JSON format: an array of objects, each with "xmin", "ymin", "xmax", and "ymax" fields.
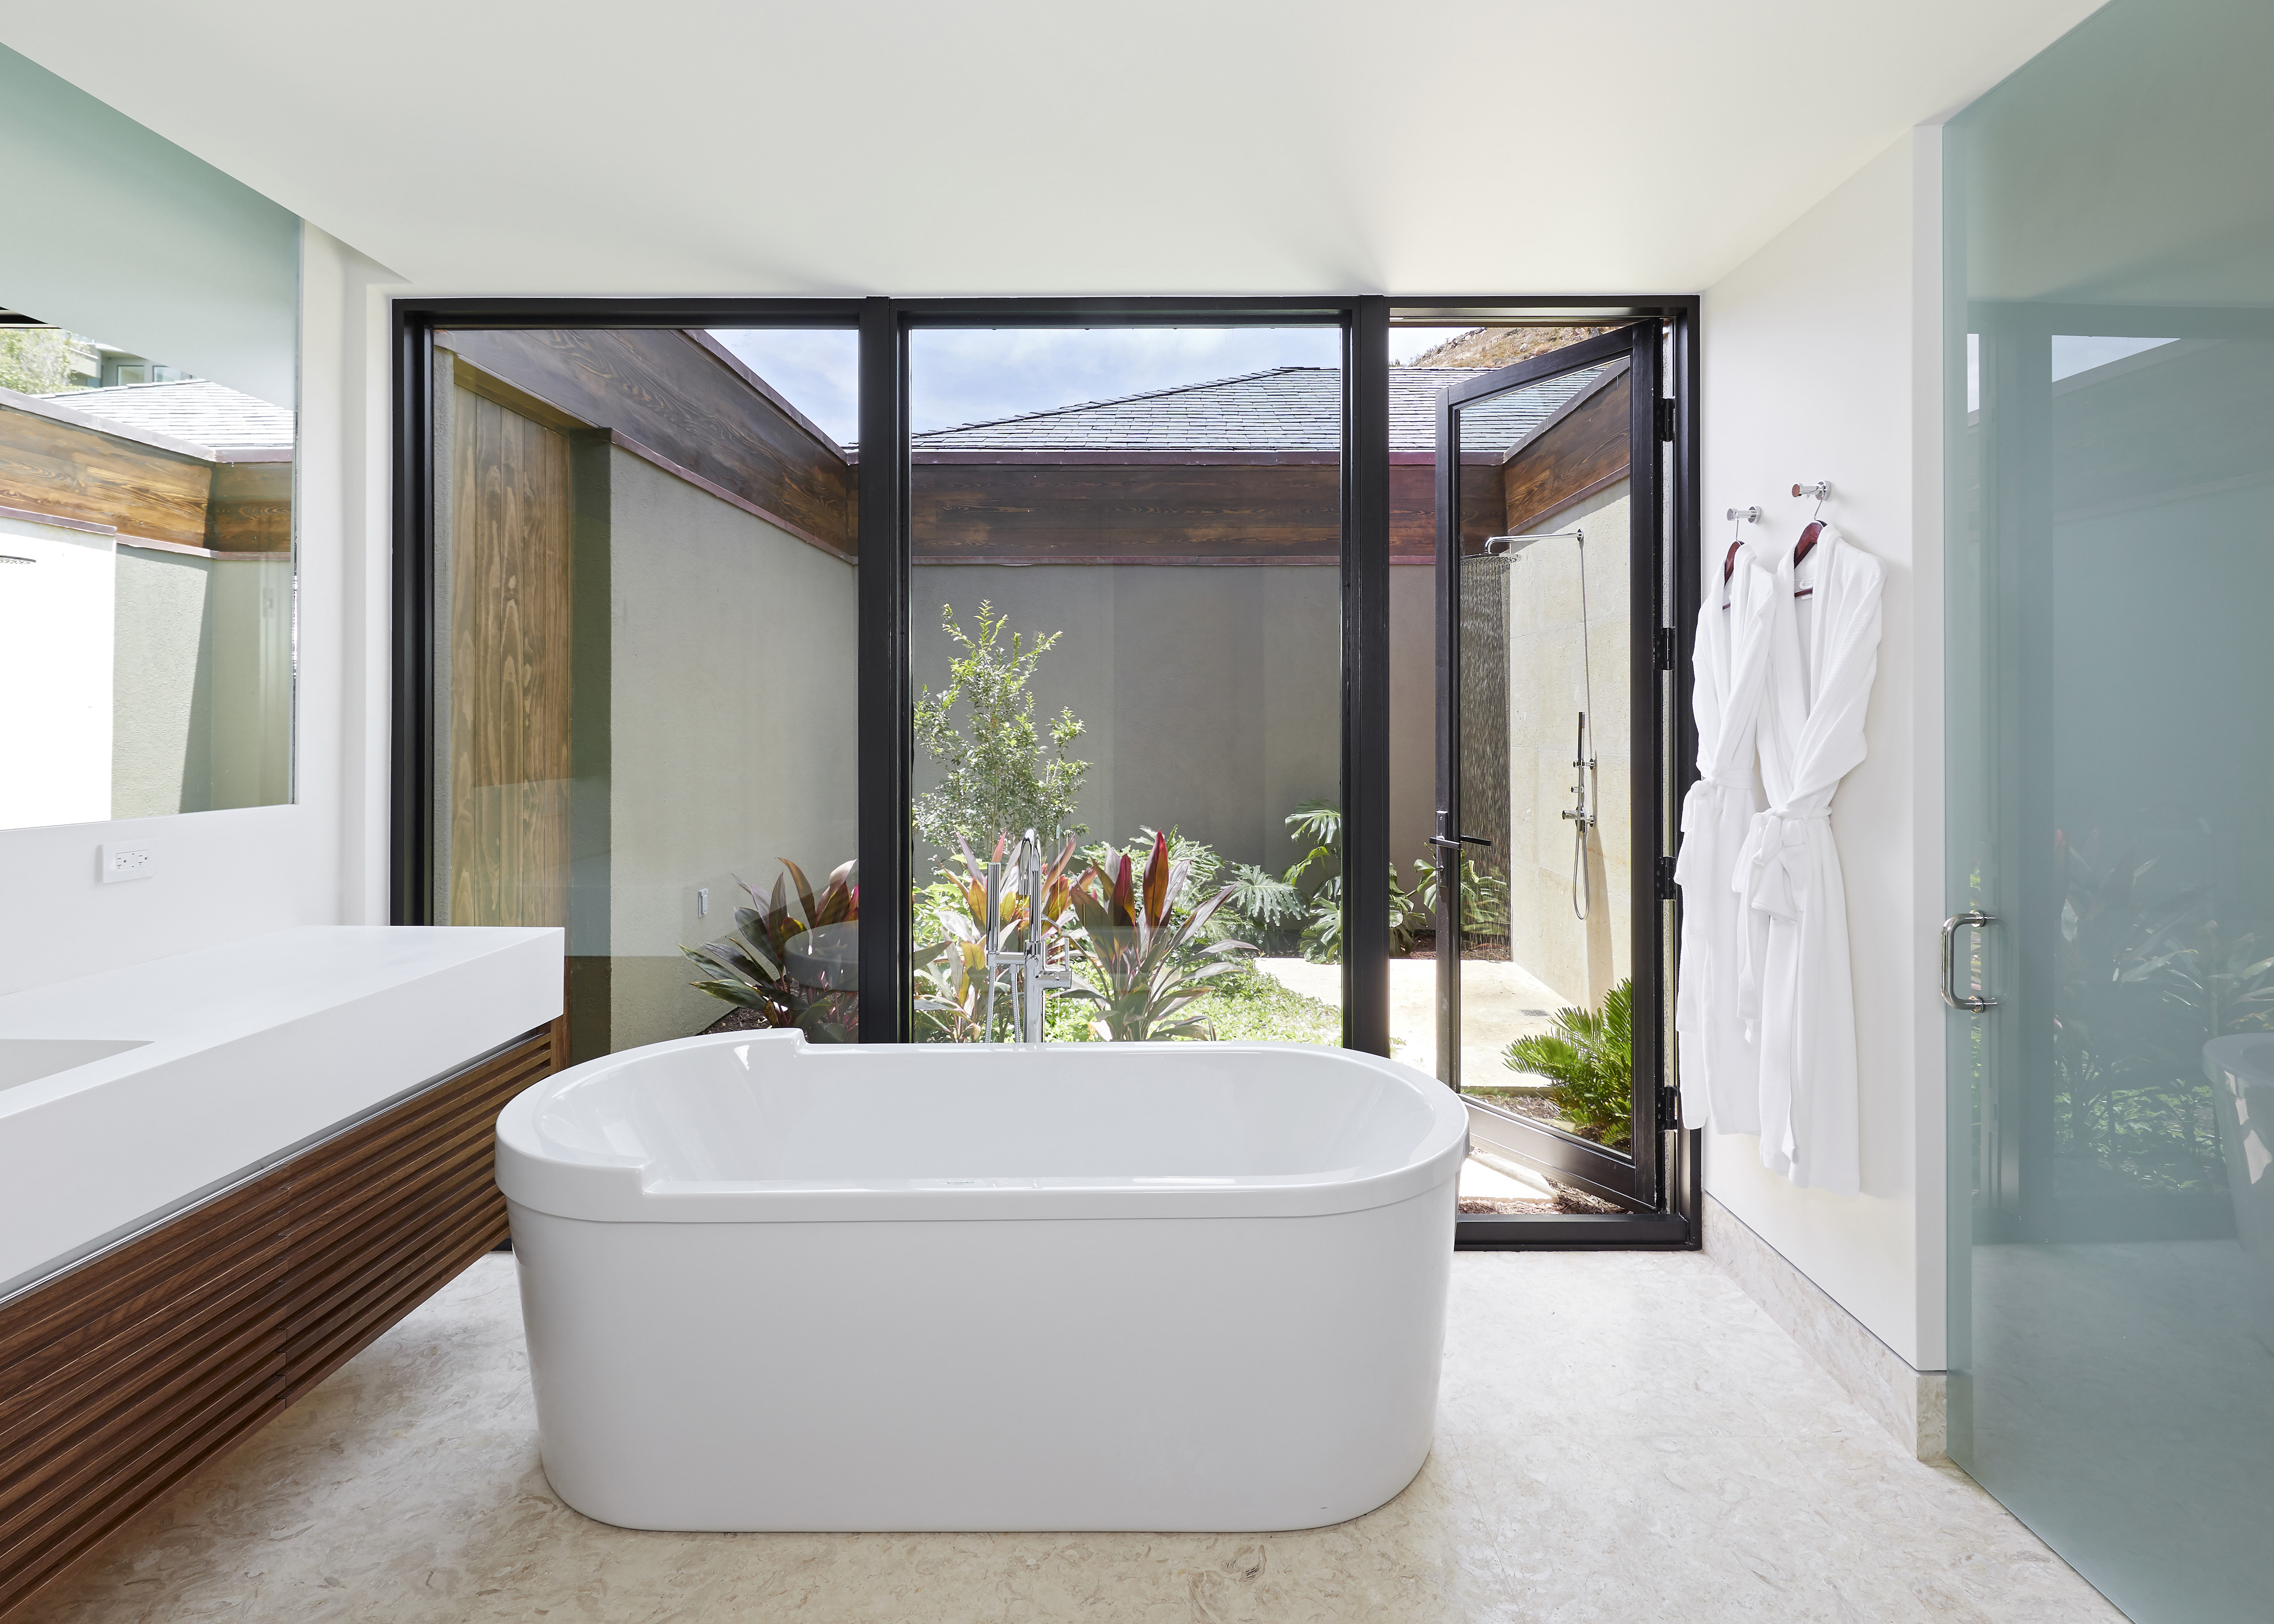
[{"xmin": 21, "ymin": 1252, "xmax": 2125, "ymax": 1623}]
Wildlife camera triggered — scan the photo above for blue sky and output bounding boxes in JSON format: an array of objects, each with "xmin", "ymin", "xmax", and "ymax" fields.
[{"xmin": 712, "ymin": 324, "xmax": 1465, "ymax": 447}]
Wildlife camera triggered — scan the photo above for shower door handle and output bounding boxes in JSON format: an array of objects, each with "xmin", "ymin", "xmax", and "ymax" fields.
[
  {"xmin": 1941, "ymin": 911, "xmax": 1998, "ymax": 1012},
  {"xmin": 1430, "ymin": 834, "xmax": 1493, "ymax": 850}
]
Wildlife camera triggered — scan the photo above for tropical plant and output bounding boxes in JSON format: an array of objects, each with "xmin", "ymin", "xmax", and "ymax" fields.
[
  {"xmin": 912, "ymin": 927, "xmax": 989, "ymax": 1042},
  {"xmin": 913, "ymin": 832, "xmax": 1082, "ymax": 1042},
  {"xmin": 2047, "ymin": 822, "xmax": 2273, "ymax": 1193},
  {"xmin": 1277, "ymin": 799, "xmax": 1422, "ymax": 962},
  {"xmin": 1504, "ymin": 979, "xmax": 1633, "ymax": 1148},
  {"xmin": 683, "ymin": 859, "xmax": 860, "ymax": 1042},
  {"xmin": 1219, "ymin": 861, "xmax": 1305, "ymax": 954},
  {"xmin": 1062, "ymin": 830, "xmax": 1254, "ymax": 1040},
  {"xmin": 911, "ymin": 602, "xmax": 1089, "ymax": 854},
  {"xmin": 1284, "ymin": 799, "xmax": 1344, "ymax": 892},
  {"xmin": 1078, "ymin": 827, "xmax": 1221, "ymax": 900},
  {"xmin": 1411, "ymin": 853, "xmax": 1512, "ymax": 940}
]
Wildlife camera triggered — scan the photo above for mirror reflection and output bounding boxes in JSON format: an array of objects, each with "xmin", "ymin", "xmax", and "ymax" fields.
[{"xmin": 0, "ymin": 311, "xmax": 294, "ymax": 829}]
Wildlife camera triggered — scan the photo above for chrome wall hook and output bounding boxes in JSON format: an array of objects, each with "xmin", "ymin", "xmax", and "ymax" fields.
[
  {"xmin": 1724, "ymin": 505, "xmax": 1762, "ymax": 524},
  {"xmin": 1793, "ymin": 480, "xmax": 1831, "ymax": 521}
]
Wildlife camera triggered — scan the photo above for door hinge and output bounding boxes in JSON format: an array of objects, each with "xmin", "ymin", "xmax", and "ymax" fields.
[
  {"xmin": 1655, "ymin": 625, "xmax": 1676, "ymax": 670},
  {"xmin": 1655, "ymin": 397, "xmax": 1678, "ymax": 442},
  {"xmin": 1657, "ymin": 1085, "xmax": 1682, "ymax": 1132},
  {"xmin": 1654, "ymin": 853, "xmax": 1678, "ymax": 900}
]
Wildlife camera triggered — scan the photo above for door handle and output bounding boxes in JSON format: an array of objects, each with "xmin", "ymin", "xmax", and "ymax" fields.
[
  {"xmin": 1430, "ymin": 834, "xmax": 1493, "ymax": 850},
  {"xmin": 1941, "ymin": 911, "xmax": 1998, "ymax": 1012}
]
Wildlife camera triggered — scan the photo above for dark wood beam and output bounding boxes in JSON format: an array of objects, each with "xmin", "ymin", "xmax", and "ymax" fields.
[
  {"xmin": 435, "ymin": 329, "xmax": 855, "ymax": 557},
  {"xmin": 1500, "ymin": 361, "xmax": 1634, "ymax": 537}
]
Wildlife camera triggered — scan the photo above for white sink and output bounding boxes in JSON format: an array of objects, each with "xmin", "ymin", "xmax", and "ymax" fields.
[
  {"xmin": 0, "ymin": 925, "xmax": 562, "ymax": 1295},
  {"xmin": 0, "ymin": 1037, "xmax": 150, "ymax": 1093}
]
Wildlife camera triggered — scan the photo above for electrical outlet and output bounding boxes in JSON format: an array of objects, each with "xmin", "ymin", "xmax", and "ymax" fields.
[
  {"xmin": 696, "ymin": 886, "xmax": 710, "ymax": 919},
  {"xmin": 100, "ymin": 843, "xmax": 154, "ymax": 884}
]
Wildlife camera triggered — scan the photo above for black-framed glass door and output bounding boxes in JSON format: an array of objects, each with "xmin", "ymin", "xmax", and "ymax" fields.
[{"xmin": 1432, "ymin": 323, "xmax": 1669, "ymax": 1211}]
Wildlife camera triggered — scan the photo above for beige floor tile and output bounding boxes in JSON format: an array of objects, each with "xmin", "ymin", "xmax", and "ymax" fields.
[{"xmin": 20, "ymin": 1253, "xmax": 2123, "ymax": 1623}]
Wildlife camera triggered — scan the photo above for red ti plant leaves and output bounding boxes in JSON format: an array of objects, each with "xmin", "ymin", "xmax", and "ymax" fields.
[
  {"xmin": 1109, "ymin": 851, "xmax": 1135, "ymax": 927},
  {"xmin": 682, "ymin": 857, "xmax": 859, "ymax": 1038},
  {"xmin": 1141, "ymin": 828, "xmax": 1170, "ymax": 931}
]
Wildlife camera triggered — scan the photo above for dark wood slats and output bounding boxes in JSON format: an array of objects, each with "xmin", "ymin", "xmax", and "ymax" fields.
[{"xmin": 0, "ymin": 1028, "xmax": 555, "ymax": 1619}]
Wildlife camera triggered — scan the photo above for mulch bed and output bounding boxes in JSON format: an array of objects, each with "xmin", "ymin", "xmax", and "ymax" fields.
[
  {"xmin": 1403, "ymin": 934, "xmax": 1510, "ymax": 962},
  {"xmin": 702, "ymin": 1006, "xmax": 774, "ymax": 1034}
]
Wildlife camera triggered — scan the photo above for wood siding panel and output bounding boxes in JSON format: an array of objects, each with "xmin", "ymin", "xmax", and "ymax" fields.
[
  {"xmin": 907, "ymin": 460, "xmax": 1489, "ymax": 562},
  {"xmin": 0, "ymin": 407, "xmax": 213, "ymax": 547},
  {"xmin": 436, "ymin": 329, "xmax": 854, "ymax": 557},
  {"xmin": 1500, "ymin": 372, "xmax": 1632, "ymax": 539},
  {"xmin": 202, "ymin": 462, "xmax": 292, "ymax": 553},
  {"xmin": 448, "ymin": 390, "xmax": 573, "ymax": 930},
  {"xmin": 0, "ymin": 1030, "xmax": 556, "ymax": 1620}
]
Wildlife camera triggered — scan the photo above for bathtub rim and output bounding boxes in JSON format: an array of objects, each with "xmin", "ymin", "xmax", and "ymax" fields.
[{"xmin": 496, "ymin": 1031, "xmax": 1469, "ymax": 1225}]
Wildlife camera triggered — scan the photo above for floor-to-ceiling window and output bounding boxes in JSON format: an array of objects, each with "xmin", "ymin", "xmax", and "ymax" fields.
[
  {"xmin": 1946, "ymin": 1, "xmax": 2274, "ymax": 1615},
  {"xmin": 421, "ymin": 322, "xmax": 860, "ymax": 1062}
]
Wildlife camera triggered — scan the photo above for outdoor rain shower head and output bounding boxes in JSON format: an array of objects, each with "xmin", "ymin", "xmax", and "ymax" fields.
[{"xmin": 1483, "ymin": 528, "xmax": 1581, "ymax": 558}]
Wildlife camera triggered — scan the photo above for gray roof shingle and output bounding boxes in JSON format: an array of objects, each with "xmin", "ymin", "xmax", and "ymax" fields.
[
  {"xmin": 35, "ymin": 378, "xmax": 294, "ymax": 456},
  {"xmin": 907, "ymin": 364, "xmax": 1617, "ymax": 456}
]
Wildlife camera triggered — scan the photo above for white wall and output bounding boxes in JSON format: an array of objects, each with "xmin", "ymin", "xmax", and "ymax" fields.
[
  {"xmin": 0, "ymin": 224, "xmax": 391, "ymax": 998},
  {"xmin": 1699, "ymin": 128, "xmax": 1948, "ymax": 1371},
  {"xmin": 1503, "ymin": 483, "xmax": 1633, "ymax": 1009},
  {"xmin": 605, "ymin": 447, "xmax": 860, "ymax": 1050}
]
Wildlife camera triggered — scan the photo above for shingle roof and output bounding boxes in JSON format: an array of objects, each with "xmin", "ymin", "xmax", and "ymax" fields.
[
  {"xmin": 906, "ymin": 364, "xmax": 1616, "ymax": 456},
  {"xmin": 35, "ymin": 378, "xmax": 294, "ymax": 456}
]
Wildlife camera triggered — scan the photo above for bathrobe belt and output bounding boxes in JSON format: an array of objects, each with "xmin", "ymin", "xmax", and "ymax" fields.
[
  {"xmin": 1730, "ymin": 807, "xmax": 1827, "ymax": 1029},
  {"xmin": 1732, "ymin": 806, "xmax": 1829, "ymax": 924}
]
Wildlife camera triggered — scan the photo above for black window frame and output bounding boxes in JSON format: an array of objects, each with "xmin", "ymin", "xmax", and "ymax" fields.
[{"xmin": 388, "ymin": 292, "xmax": 1701, "ymax": 1250}]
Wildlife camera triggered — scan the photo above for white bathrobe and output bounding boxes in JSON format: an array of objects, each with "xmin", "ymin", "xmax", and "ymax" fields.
[
  {"xmin": 1733, "ymin": 526, "xmax": 1883, "ymax": 1196},
  {"xmin": 1674, "ymin": 544, "xmax": 1775, "ymax": 1132}
]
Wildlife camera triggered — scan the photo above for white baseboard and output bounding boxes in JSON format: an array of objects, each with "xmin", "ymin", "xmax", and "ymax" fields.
[{"xmin": 1702, "ymin": 1193, "xmax": 1948, "ymax": 1462}]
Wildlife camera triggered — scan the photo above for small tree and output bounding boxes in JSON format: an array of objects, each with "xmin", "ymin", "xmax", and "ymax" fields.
[
  {"xmin": 912, "ymin": 601, "xmax": 1090, "ymax": 852},
  {"xmin": 0, "ymin": 329, "xmax": 79, "ymax": 395}
]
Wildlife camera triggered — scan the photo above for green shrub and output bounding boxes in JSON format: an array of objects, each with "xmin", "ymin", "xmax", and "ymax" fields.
[
  {"xmin": 1278, "ymin": 799, "xmax": 1421, "ymax": 962},
  {"xmin": 1504, "ymin": 979, "xmax": 1633, "ymax": 1148},
  {"xmin": 1410, "ymin": 853, "xmax": 1511, "ymax": 940}
]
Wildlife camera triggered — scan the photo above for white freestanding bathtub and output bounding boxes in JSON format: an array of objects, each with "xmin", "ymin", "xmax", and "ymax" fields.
[{"xmin": 495, "ymin": 1031, "xmax": 1467, "ymax": 1532}]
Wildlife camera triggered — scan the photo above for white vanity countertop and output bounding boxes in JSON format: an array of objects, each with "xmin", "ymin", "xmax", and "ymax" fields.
[{"xmin": 0, "ymin": 925, "xmax": 562, "ymax": 1296}]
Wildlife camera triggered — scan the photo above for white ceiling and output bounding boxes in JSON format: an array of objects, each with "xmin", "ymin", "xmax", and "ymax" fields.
[{"xmin": 1, "ymin": 0, "xmax": 2106, "ymax": 297}]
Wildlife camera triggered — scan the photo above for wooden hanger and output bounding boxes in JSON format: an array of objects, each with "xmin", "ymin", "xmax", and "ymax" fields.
[
  {"xmin": 1790, "ymin": 483, "xmax": 1830, "ymax": 596},
  {"xmin": 1792, "ymin": 521, "xmax": 1823, "ymax": 597}
]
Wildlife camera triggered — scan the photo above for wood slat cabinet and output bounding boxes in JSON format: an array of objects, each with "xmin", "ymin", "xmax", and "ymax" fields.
[{"xmin": 0, "ymin": 1023, "xmax": 560, "ymax": 1618}]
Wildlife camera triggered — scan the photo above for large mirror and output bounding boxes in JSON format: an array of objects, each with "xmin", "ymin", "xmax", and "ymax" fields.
[{"xmin": 0, "ymin": 312, "xmax": 294, "ymax": 828}]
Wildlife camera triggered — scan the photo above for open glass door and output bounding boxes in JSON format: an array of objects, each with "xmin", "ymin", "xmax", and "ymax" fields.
[{"xmin": 1433, "ymin": 324, "xmax": 1668, "ymax": 1210}]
